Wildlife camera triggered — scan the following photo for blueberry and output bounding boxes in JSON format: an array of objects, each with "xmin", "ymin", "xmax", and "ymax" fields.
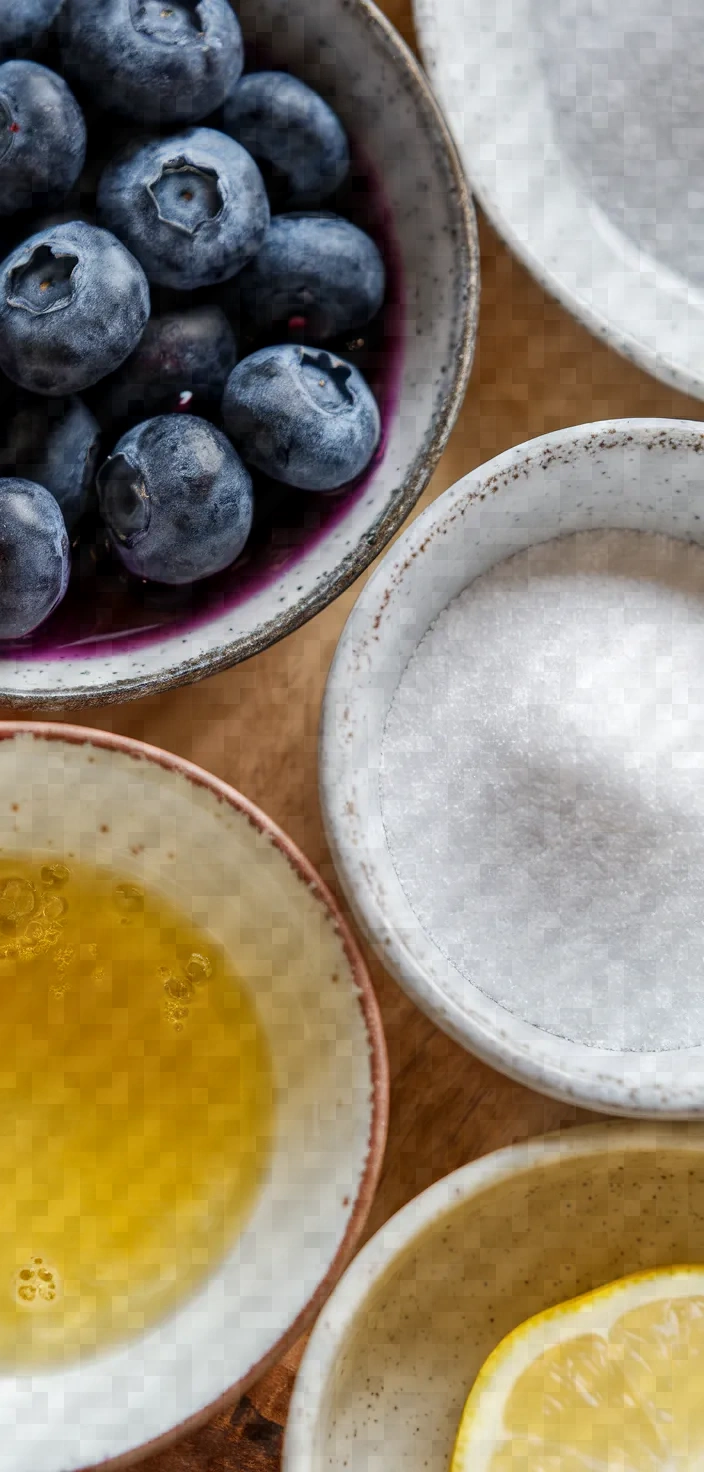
[
  {"xmin": 0, "ymin": 221, "xmax": 150, "ymax": 396},
  {"xmin": 97, "ymin": 128, "xmax": 269, "ymax": 290},
  {"xmin": 0, "ymin": 392, "xmax": 100, "ymax": 532},
  {"xmin": 0, "ymin": 477, "xmax": 70, "ymax": 638},
  {"xmin": 97, "ymin": 412, "xmax": 253, "ymax": 583},
  {"xmin": 222, "ymin": 344, "xmax": 381, "ymax": 492},
  {"xmin": 237, "ymin": 213, "xmax": 385, "ymax": 342},
  {"xmin": 0, "ymin": 0, "xmax": 64, "ymax": 54},
  {"xmin": 96, "ymin": 305, "xmax": 237, "ymax": 426},
  {"xmin": 0, "ymin": 62, "xmax": 86, "ymax": 218},
  {"xmin": 61, "ymin": 0, "xmax": 243, "ymax": 126},
  {"xmin": 223, "ymin": 72, "xmax": 349, "ymax": 208}
]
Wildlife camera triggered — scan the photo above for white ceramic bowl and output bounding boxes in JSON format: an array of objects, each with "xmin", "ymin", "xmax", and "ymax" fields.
[
  {"xmin": 414, "ymin": 0, "xmax": 704, "ymax": 398},
  {"xmin": 320, "ymin": 418, "xmax": 704, "ymax": 1119},
  {"xmin": 0, "ymin": 723, "xmax": 388, "ymax": 1472},
  {"xmin": 0, "ymin": 0, "xmax": 478, "ymax": 711},
  {"xmin": 284, "ymin": 1122, "xmax": 704, "ymax": 1472}
]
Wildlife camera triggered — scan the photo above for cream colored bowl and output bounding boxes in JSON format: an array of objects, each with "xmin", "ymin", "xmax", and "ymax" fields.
[
  {"xmin": 321, "ymin": 419, "xmax": 704, "ymax": 1117},
  {"xmin": 285, "ymin": 1123, "xmax": 704, "ymax": 1472},
  {"xmin": 0, "ymin": 723, "xmax": 388, "ymax": 1472}
]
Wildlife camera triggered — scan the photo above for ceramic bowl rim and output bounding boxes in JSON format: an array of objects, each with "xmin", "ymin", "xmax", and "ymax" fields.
[
  {"xmin": 319, "ymin": 417, "xmax": 704, "ymax": 1120},
  {"xmin": 0, "ymin": 719, "xmax": 390, "ymax": 1471},
  {"xmin": 413, "ymin": 0, "xmax": 704, "ymax": 401},
  {"xmin": 282, "ymin": 1120, "xmax": 704, "ymax": 1472},
  {"xmin": 2, "ymin": 0, "xmax": 479, "ymax": 713}
]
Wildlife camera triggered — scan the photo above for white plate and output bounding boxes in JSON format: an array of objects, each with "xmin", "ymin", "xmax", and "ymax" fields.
[{"xmin": 414, "ymin": 0, "xmax": 704, "ymax": 398}]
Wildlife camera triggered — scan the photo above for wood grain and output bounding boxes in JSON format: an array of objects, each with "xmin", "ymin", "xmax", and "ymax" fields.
[{"xmin": 7, "ymin": 2, "xmax": 704, "ymax": 1467}]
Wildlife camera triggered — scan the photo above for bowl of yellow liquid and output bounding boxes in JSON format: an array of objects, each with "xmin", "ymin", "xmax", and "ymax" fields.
[
  {"xmin": 285, "ymin": 1122, "xmax": 704, "ymax": 1472},
  {"xmin": 0, "ymin": 723, "xmax": 387, "ymax": 1471}
]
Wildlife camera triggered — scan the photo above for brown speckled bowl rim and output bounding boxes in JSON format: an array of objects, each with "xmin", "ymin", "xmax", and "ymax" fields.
[
  {"xmin": 4, "ymin": 0, "xmax": 479, "ymax": 713},
  {"xmin": 0, "ymin": 720, "xmax": 390, "ymax": 1472}
]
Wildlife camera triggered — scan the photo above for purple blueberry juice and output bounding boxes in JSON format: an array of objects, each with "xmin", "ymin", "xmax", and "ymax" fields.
[{"xmin": 4, "ymin": 142, "xmax": 404, "ymax": 661}]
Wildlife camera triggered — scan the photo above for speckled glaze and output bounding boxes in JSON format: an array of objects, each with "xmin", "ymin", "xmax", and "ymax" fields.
[
  {"xmin": 414, "ymin": 0, "xmax": 704, "ymax": 399},
  {"xmin": 320, "ymin": 420, "xmax": 704, "ymax": 1119},
  {"xmin": 284, "ymin": 1123, "xmax": 704, "ymax": 1472},
  {"xmin": 0, "ymin": 0, "xmax": 478, "ymax": 710},
  {"xmin": 0, "ymin": 724, "xmax": 388, "ymax": 1472}
]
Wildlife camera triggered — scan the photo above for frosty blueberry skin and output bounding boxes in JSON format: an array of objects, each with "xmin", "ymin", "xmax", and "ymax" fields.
[
  {"xmin": 0, "ymin": 392, "xmax": 100, "ymax": 532},
  {"xmin": 0, "ymin": 221, "xmax": 150, "ymax": 397},
  {"xmin": 224, "ymin": 71, "xmax": 350, "ymax": 208},
  {"xmin": 97, "ymin": 128, "xmax": 269, "ymax": 290},
  {"xmin": 97, "ymin": 413, "xmax": 253, "ymax": 584},
  {"xmin": 60, "ymin": 0, "xmax": 243, "ymax": 126},
  {"xmin": 222, "ymin": 344, "xmax": 381, "ymax": 492},
  {"xmin": 0, "ymin": 477, "xmax": 70, "ymax": 638},
  {"xmin": 237, "ymin": 213, "xmax": 386, "ymax": 341},
  {"xmin": 96, "ymin": 305, "xmax": 238, "ymax": 426},
  {"xmin": 0, "ymin": 62, "xmax": 86, "ymax": 218},
  {"xmin": 0, "ymin": 0, "xmax": 64, "ymax": 54}
]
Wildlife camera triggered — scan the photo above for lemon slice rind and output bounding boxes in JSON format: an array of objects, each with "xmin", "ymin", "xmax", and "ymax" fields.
[{"xmin": 451, "ymin": 1265, "xmax": 704, "ymax": 1472}]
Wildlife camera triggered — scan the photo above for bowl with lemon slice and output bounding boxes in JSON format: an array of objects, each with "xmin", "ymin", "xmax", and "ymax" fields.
[{"xmin": 284, "ymin": 1122, "xmax": 704, "ymax": 1472}]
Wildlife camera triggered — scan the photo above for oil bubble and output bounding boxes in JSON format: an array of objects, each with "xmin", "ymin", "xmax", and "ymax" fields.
[
  {"xmin": 163, "ymin": 974, "xmax": 192, "ymax": 1002},
  {"xmin": 0, "ymin": 878, "xmax": 35, "ymax": 923},
  {"xmin": 185, "ymin": 953, "xmax": 212, "ymax": 984},
  {"xmin": 40, "ymin": 894, "xmax": 67, "ymax": 923},
  {"xmin": 54, "ymin": 946, "xmax": 74, "ymax": 975},
  {"xmin": 40, "ymin": 863, "xmax": 69, "ymax": 887},
  {"xmin": 13, "ymin": 1258, "xmax": 61, "ymax": 1310},
  {"xmin": 114, "ymin": 884, "xmax": 144, "ymax": 915}
]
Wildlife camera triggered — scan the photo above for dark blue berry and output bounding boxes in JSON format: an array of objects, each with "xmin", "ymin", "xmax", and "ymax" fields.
[
  {"xmin": 0, "ymin": 392, "xmax": 100, "ymax": 532},
  {"xmin": 96, "ymin": 304, "xmax": 237, "ymax": 426},
  {"xmin": 222, "ymin": 344, "xmax": 381, "ymax": 492},
  {"xmin": 236, "ymin": 213, "xmax": 385, "ymax": 341},
  {"xmin": 0, "ymin": 0, "xmax": 64, "ymax": 54},
  {"xmin": 97, "ymin": 128, "xmax": 269, "ymax": 290},
  {"xmin": 223, "ymin": 72, "xmax": 349, "ymax": 208},
  {"xmin": 0, "ymin": 477, "xmax": 70, "ymax": 637},
  {"xmin": 0, "ymin": 62, "xmax": 86, "ymax": 218},
  {"xmin": 97, "ymin": 412, "xmax": 253, "ymax": 583},
  {"xmin": 0, "ymin": 221, "xmax": 150, "ymax": 396},
  {"xmin": 61, "ymin": 0, "xmax": 243, "ymax": 126}
]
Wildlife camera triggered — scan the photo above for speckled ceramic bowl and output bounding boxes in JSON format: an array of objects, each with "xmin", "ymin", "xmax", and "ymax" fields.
[
  {"xmin": 321, "ymin": 419, "xmax": 704, "ymax": 1118},
  {"xmin": 0, "ymin": 0, "xmax": 478, "ymax": 711},
  {"xmin": 0, "ymin": 723, "xmax": 388, "ymax": 1472},
  {"xmin": 414, "ymin": 0, "xmax": 704, "ymax": 398},
  {"xmin": 284, "ymin": 1122, "xmax": 704, "ymax": 1472}
]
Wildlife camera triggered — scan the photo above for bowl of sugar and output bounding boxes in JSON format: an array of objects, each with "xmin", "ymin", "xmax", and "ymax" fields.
[
  {"xmin": 0, "ymin": 723, "xmax": 388, "ymax": 1471},
  {"xmin": 320, "ymin": 419, "xmax": 704, "ymax": 1118}
]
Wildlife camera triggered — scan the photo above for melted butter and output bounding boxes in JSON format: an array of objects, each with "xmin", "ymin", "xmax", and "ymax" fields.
[{"xmin": 0, "ymin": 856, "xmax": 273, "ymax": 1368}]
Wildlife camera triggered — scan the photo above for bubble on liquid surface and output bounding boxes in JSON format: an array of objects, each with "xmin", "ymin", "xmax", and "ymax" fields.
[
  {"xmin": 40, "ymin": 864, "xmax": 69, "ymax": 888},
  {"xmin": 185, "ymin": 953, "xmax": 211, "ymax": 984},
  {"xmin": 40, "ymin": 894, "xmax": 67, "ymax": 923},
  {"xmin": 0, "ymin": 878, "xmax": 35, "ymax": 924},
  {"xmin": 162, "ymin": 972, "xmax": 192, "ymax": 1002},
  {"xmin": 113, "ymin": 883, "xmax": 144, "ymax": 915},
  {"xmin": 13, "ymin": 1258, "xmax": 61, "ymax": 1310},
  {"xmin": 0, "ymin": 875, "xmax": 64, "ymax": 962}
]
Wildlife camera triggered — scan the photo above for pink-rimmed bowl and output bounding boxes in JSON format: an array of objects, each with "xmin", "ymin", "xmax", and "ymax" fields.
[{"xmin": 0, "ymin": 721, "xmax": 388, "ymax": 1472}]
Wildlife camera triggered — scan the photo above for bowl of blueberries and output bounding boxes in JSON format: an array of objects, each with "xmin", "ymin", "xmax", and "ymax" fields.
[{"xmin": 0, "ymin": 0, "xmax": 478, "ymax": 708}]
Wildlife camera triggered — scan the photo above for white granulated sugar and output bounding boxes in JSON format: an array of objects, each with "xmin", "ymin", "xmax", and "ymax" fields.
[{"xmin": 379, "ymin": 529, "xmax": 704, "ymax": 1053}]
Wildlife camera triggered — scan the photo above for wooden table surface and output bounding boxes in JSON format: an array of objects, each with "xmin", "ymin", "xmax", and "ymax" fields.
[{"xmin": 9, "ymin": 3, "xmax": 704, "ymax": 1467}]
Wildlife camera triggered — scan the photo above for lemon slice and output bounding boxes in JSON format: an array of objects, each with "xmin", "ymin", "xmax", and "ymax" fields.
[{"xmin": 451, "ymin": 1266, "xmax": 704, "ymax": 1472}]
